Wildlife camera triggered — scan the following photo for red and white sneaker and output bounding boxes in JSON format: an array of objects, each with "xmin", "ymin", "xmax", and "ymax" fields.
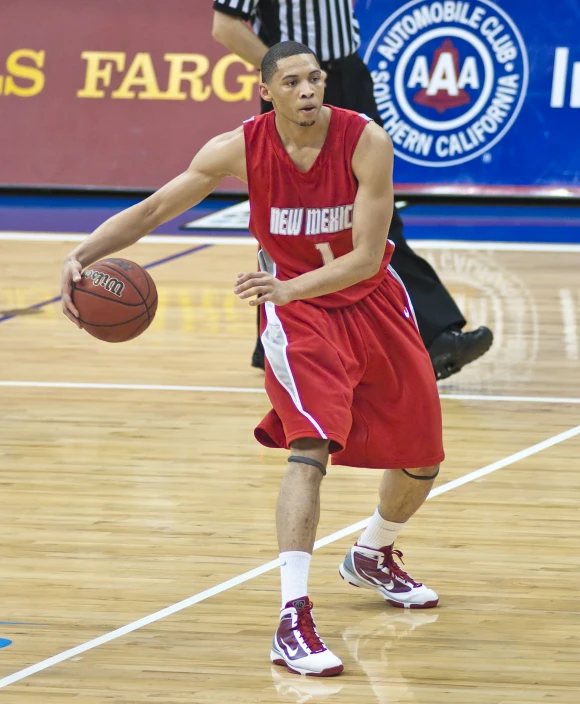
[
  {"xmin": 339, "ymin": 544, "xmax": 439, "ymax": 609},
  {"xmin": 270, "ymin": 597, "xmax": 344, "ymax": 677}
]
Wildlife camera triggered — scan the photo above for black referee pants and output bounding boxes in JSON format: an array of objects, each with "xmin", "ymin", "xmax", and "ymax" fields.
[{"xmin": 259, "ymin": 51, "xmax": 465, "ymax": 346}]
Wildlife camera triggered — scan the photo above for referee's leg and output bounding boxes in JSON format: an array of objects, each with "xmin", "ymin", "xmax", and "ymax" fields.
[{"xmin": 388, "ymin": 210, "xmax": 465, "ymax": 347}]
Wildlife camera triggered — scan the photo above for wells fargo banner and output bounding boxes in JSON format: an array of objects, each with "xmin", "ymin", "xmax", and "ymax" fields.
[
  {"xmin": 0, "ymin": 0, "xmax": 259, "ymax": 190},
  {"xmin": 2, "ymin": 0, "xmax": 580, "ymax": 194}
]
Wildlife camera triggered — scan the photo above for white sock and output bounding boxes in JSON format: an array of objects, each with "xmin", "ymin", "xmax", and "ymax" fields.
[
  {"xmin": 358, "ymin": 509, "xmax": 406, "ymax": 549},
  {"xmin": 280, "ymin": 551, "xmax": 312, "ymax": 607}
]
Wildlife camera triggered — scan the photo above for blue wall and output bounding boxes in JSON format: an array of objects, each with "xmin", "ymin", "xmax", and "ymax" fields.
[{"xmin": 355, "ymin": 0, "xmax": 580, "ymax": 193}]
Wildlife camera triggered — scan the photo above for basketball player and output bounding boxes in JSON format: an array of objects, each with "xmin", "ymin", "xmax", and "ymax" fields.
[
  {"xmin": 61, "ymin": 41, "xmax": 443, "ymax": 677},
  {"xmin": 212, "ymin": 0, "xmax": 494, "ymax": 380}
]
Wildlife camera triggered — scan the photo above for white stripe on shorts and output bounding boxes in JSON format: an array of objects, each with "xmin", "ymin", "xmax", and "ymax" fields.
[
  {"xmin": 258, "ymin": 249, "xmax": 328, "ymax": 440},
  {"xmin": 387, "ymin": 263, "xmax": 419, "ymax": 330}
]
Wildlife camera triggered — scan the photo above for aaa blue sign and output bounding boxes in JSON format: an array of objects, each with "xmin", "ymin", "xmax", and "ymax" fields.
[{"xmin": 355, "ymin": 0, "xmax": 580, "ymax": 192}]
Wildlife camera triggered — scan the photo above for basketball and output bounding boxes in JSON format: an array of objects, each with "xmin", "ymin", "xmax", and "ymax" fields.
[{"xmin": 72, "ymin": 258, "xmax": 158, "ymax": 342}]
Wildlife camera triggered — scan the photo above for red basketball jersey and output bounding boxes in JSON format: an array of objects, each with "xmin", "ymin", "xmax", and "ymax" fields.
[{"xmin": 243, "ymin": 106, "xmax": 395, "ymax": 308}]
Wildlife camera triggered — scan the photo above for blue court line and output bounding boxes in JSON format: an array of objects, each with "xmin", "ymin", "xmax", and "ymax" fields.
[
  {"xmin": 0, "ymin": 243, "xmax": 212, "ymax": 325},
  {"xmin": 0, "ymin": 622, "xmax": 38, "ymax": 626},
  {"xmin": 0, "ymin": 622, "xmax": 45, "ymax": 626},
  {"xmin": 0, "ymin": 294, "xmax": 62, "ymax": 324}
]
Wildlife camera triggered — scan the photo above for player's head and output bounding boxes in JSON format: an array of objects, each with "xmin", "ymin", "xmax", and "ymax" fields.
[{"xmin": 260, "ymin": 41, "xmax": 326, "ymax": 127}]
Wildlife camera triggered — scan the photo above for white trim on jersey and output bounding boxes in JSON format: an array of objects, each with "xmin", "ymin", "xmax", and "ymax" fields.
[{"xmin": 258, "ymin": 249, "xmax": 328, "ymax": 440}]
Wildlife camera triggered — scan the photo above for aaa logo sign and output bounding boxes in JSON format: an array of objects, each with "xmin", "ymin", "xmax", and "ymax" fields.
[{"xmin": 364, "ymin": 0, "xmax": 529, "ymax": 167}]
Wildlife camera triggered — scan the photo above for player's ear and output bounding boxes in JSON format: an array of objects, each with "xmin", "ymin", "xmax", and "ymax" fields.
[{"xmin": 259, "ymin": 82, "xmax": 273, "ymax": 103}]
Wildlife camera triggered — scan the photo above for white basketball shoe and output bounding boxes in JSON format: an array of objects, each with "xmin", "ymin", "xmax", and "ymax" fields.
[
  {"xmin": 270, "ymin": 597, "xmax": 344, "ymax": 677},
  {"xmin": 339, "ymin": 544, "xmax": 439, "ymax": 608}
]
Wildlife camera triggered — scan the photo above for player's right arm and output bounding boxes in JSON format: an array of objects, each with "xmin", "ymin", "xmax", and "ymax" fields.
[{"xmin": 61, "ymin": 127, "xmax": 246, "ymax": 325}]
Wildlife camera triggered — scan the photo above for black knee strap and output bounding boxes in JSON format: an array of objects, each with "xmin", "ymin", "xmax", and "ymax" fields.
[
  {"xmin": 288, "ymin": 455, "xmax": 327, "ymax": 476},
  {"xmin": 402, "ymin": 467, "xmax": 440, "ymax": 480}
]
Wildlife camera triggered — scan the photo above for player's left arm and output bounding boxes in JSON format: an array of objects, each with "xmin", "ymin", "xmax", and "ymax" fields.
[{"xmin": 235, "ymin": 123, "xmax": 393, "ymax": 306}]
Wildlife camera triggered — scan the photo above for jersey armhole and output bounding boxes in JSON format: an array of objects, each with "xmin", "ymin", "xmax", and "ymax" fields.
[
  {"xmin": 348, "ymin": 115, "xmax": 374, "ymax": 168},
  {"xmin": 242, "ymin": 117, "xmax": 256, "ymax": 229}
]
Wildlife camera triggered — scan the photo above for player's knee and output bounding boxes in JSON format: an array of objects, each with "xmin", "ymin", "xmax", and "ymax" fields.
[
  {"xmin": 288, "ymin": 438, "xmax": 329, "ymax": 478},
  {"xmin": 401, "ymin": 464, "xmax": 440, "ymax": 481},
  {"xmin": 290, "ymin": 437, "xmax": 329, "ymax": 456}
]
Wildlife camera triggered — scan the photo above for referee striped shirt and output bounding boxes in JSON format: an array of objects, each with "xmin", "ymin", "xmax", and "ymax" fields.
[{"xmin": 213, "ymin": 0, "xmax": 361, "ymax": 63}]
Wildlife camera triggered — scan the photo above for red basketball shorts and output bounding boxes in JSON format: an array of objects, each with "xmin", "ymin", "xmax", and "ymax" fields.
[{"xmin": 254, "ymin": 267, "xmax": 445, "ymax": 469}]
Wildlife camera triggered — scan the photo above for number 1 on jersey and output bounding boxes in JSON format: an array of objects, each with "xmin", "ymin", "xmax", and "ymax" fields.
[{"xmin": 315, "ymin": 242, "xmax": 335, "ymax": 266}]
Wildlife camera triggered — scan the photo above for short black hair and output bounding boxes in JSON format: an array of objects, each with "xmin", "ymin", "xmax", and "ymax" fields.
[{"xmin": 261, "ymin": 41, "xmax": 319, "ymax": 83}]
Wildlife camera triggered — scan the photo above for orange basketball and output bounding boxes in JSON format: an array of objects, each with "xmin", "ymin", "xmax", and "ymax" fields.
[{"xmin": 72, "ymin": 258, "xmax": 158, "ymax": 343}]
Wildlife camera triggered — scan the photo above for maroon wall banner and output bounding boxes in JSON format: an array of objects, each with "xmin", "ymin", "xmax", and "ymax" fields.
[{"xmin": 0, "ymin": 1, "xmax": 259, "ymax": 190}]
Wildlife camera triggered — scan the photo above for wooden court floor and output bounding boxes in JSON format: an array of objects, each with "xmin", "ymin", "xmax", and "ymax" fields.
[{"xmin": 0, "ymin": 237, "xmax": 579, "ymax": 702}]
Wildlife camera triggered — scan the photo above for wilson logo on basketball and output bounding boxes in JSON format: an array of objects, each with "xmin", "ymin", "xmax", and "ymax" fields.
[
  {"xmin": 364, "ymin": 0, "xmax": 529, "ymax": 167},
  {"xmin": 82, "ymin": 270, "xmax": 125, "ymax": 297}
]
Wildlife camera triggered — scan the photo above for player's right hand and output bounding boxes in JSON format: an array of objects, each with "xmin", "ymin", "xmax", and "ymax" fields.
[{"xmin": 61, "ymin": 256, "xmax": 83, "ymax": 328}]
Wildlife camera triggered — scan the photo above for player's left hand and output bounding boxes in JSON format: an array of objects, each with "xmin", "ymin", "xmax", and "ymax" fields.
[{"xmin": 234, "ymin": 271, "xmax": 292, "ymax": 306}]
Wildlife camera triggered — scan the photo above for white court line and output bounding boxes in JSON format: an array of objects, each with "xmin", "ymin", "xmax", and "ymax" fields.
[
  {"xmin": 0, "ymin": 422, "xmax": 578, "ymax": 690},
  {"xmin": 439, "ymin": 392, "xmax": 580, "ymax": 405},
  {"xmin": 410, "ymin": 240, "xmax": 580, "ymax": 252},
  {"xmin": 2, "ymin": 231, "xmax": 580, "ymax": 252},
  {"xmin": 0, "ymin": 232, "xmax": 256, "ymax": 245},
  {"xmin": 1, "ymin": 381, "xmax": 580, "ymax": 405},
  {"xmin": 0, "ymin": 381, "xmax": 265, "ymax": 394}
]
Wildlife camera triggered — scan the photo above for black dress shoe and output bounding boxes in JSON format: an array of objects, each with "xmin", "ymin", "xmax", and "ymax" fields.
[
  {"xmin": 428, "ymin": 326, "xmax": 493, "ymax": 381},
  {"xmin": 251, "ymin": 340, "xmax": 266, "ymax": 370}
]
